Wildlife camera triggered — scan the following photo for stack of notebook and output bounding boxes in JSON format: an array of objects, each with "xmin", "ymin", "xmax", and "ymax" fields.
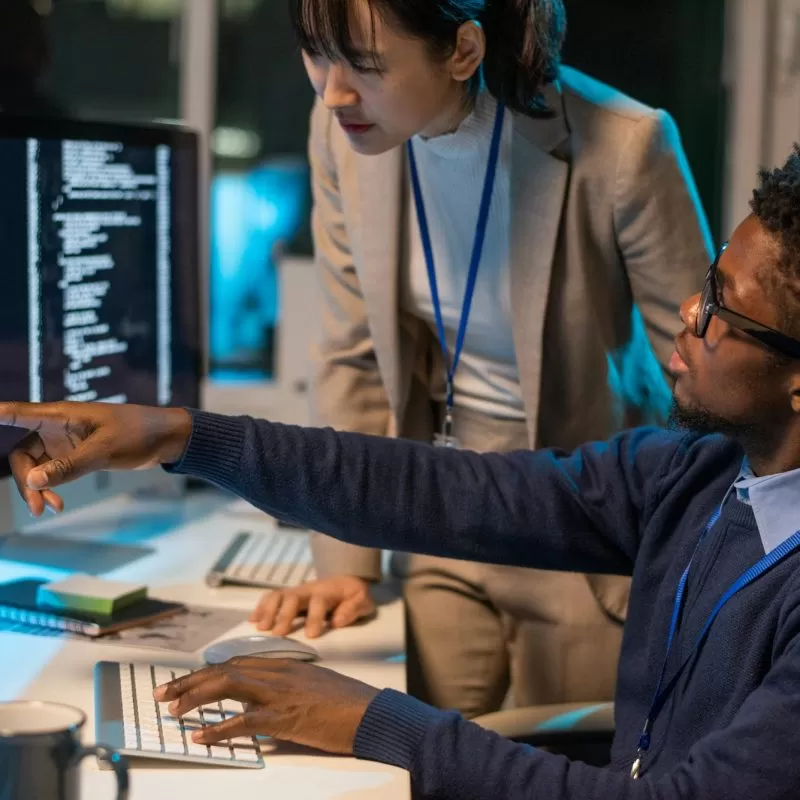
[{"xmin": 0, "ymin": 578, "xmax": 185, "ymax": 638}]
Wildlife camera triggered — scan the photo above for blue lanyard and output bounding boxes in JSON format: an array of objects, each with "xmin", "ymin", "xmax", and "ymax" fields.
[
  {"xmin": 631, "ymin": 500, "xmax": 800, "ymax": 779},
  {"xmin": 406, "ymin": 102, "xmax": 506, "ymax": 438}
]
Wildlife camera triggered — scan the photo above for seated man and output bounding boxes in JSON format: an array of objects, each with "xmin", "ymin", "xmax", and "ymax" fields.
[{"xmin": 3, "ymin": 146, "xmax": 800, "ymax": 799}]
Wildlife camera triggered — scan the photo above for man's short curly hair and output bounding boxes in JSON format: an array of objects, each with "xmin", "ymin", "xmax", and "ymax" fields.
[{"xmin": 749, "ymin": 144, "xmax": 800, "ymax": 345}]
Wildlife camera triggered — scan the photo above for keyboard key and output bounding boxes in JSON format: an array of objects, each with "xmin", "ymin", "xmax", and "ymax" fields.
[
  {"xmin": 233, "ymin": 749, "xmax": 261, "ymax": 763},
  {"xmin": 220, "ymin": 697, "xmax": 245, "ymax": 715},
  {"xmin": 186, "ymin": 738, "xmax": 211, "ymax": 758},
  {"xmin": 209, "ymin": 745, "xmax": 234, "ymax": 761},
  {"xmin": 164, "ymin": 738, "xmax": 187, "ymax": 755},
  {"xmin": 229, "ymin": 736, "xmax": 258, "ymax": 749},
  {"xmin": 232, "ymin": 532, "xmax": 267, "ymax": 579}
]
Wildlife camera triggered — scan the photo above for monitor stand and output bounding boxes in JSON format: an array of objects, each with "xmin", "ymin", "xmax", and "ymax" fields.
[
  {"xmin": 0, "ymin": 471, "xmax": 185, "ymax": 575},
  {"xmin": 0, "ymin": 533, "xmax": 153, "ymax": 574}
]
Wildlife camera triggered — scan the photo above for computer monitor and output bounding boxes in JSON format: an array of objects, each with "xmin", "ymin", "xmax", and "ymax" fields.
[
  {"xmin": 0, "ymin": 115, "xmax": 201, "ymax": 571},
  {"xmin": 209, "ymin": 157, "xmax": 309, "ymax": 381}
]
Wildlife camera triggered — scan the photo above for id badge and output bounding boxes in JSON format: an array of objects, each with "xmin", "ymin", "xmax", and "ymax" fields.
[
  {"xmin": 433, "ymin": 432, "xmax": 461, "ymax": 449},
  {"xmin": 433, "ymin": 408, "xmax": 460, "ymax": 449}
]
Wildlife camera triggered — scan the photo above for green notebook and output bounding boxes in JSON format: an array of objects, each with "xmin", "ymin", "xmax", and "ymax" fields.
[{"xmin": 36, "ymin": 575, "xmax": 148, "ymax": 617}]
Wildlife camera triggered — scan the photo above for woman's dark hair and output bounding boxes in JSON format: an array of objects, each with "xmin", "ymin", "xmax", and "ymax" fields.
[{"xmin": 290, "ymin": 0, "xmax": 567, "ymax": 117}]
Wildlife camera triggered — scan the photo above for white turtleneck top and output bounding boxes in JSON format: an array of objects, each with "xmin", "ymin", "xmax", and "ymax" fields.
[{"xmin": 401, "ymin": 93, "xmax": 525, "ymax": 420}]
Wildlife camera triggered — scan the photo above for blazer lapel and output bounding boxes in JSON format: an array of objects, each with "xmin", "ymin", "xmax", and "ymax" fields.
[
  {"xmin": 336, "ymin": 80, "xmax": 570, "ymax": 437},
  {"xmin": 340, "ymin": 144, "xmax": 405, "ymax": 415},
  {"xmin": 509, "ymin": 82, "xmax": 571, "ymax": 445}
]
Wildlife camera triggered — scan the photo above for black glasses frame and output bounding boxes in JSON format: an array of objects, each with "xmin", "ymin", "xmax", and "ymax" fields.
[{"xmin": 696, "ymin": 243, "xmax": 800, "ymax": 360}]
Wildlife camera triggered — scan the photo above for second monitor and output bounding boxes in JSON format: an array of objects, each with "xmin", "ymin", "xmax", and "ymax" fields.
[{"xmin": 0, "ymin": 115, "xmax": 202, "ymax": 570}]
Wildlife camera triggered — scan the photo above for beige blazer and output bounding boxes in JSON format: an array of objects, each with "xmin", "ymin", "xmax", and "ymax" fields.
[{"xmin": 306, "ymin": 66, "xmax": 713, "ymax": 619}]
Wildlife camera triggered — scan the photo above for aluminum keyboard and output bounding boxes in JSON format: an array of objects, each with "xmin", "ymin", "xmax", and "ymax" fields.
[
  {"xmin": 95, "ymin": 661, "xmax": 264, "ymax": 768},
  {"xmin": 206, "ymin": 529, "xmax": 316, "ymax": 589}
]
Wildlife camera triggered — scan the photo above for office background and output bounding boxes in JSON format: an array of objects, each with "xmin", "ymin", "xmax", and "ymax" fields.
[{"xmin": 24, "ymin": 0, "xmax": 800, "ymax": 419}]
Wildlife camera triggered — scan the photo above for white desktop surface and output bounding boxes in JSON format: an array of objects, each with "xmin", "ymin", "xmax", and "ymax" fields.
[{"xmin": 0, "ymin": 491, "xmax": 410, "ymax": 800}]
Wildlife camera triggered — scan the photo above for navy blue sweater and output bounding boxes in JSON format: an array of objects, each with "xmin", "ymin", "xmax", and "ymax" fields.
[{"xmin": 175, "ymin": 411, "xmax": 800, "ymax": 800}]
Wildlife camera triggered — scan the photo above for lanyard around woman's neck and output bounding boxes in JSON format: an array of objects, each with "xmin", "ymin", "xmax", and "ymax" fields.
[{"xmin": 406, "ymin": 101, "xmax": 506, "ymax": 447}]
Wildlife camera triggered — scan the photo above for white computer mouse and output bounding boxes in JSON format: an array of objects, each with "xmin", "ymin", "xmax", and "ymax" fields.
[{"xmin": 203, "ymin": 635, "xmax": 320, "ymax": 665}]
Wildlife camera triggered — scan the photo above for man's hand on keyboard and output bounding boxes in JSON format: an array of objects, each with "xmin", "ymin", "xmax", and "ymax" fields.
[
  {"xmin": 249, "ymin": 575, "xmax": 376, "ymax": 638},
  {"xmin": 153, "ymin": 657, "xmax": 379, "ymax": 755}
]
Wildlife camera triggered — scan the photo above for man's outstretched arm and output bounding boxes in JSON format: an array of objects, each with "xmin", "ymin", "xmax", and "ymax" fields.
[
  {"xmin": 0, "ymin": 401, "xmax": 680, "ymax": 576},
  {"xmin": 174, "ymin": 410, "xmax": 676, "ymax": 576}
]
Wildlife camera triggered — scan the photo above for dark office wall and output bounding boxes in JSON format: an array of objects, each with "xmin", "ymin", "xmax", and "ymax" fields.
[
  {"xmin": 562, "ymin": 0, "xmax": 728, "ymax": 243},
  {"xmin": 44, "ymin": 2, "xmax": 181, "ymax": 122},
  {"xmin": 216, "ymin": 1, "xmax": 314, "ymax": 157}
]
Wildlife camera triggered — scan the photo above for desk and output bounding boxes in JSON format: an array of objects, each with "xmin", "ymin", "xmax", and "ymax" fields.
[{"xmin": 0, "ymin": 490, "xmax": 410, "ymax": 800}]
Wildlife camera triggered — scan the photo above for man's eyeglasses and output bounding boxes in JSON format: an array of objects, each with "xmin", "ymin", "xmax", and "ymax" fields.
[{"xmin": 695, "ymin": 243, "xmax": 800, "ymax": 359}]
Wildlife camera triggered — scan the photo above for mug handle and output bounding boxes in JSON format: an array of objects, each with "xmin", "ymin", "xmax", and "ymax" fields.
[{"xmin": 76, "ymin": 744, "xmax": 130, "ymax": 800}]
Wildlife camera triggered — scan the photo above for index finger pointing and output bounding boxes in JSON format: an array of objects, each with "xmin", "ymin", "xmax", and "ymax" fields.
[{"xmin": 0, "ymin": 402, "xmax": 58, "ymax": 430}]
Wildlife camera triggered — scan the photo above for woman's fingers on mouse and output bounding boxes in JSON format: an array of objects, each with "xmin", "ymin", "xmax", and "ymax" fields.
[
  {"xmin": 332, "ymin": 591, "xmax": 376, "ymax": 629},
  {"xmin": 250, "ymin": 590, "xmax": 282, "ymax": 628},
  {"xmin": 271, "ymin": 593, "xmax": 302, "ymax": 636},
  {"xmin": 305, "ymin": 593, "xmax": 330, "ymax": 638},
  {"xmin": 251, "ymin": 587, "xmax": 314, "ymax": 631}
]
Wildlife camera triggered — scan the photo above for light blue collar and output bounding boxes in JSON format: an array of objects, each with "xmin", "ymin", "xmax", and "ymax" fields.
[{"xmin": 734, "ymin": 459, "xmax": 800, "ymax": 554}]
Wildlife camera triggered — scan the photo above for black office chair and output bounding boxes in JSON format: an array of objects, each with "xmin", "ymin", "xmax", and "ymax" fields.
[{"xmin": 473, "ymin": 702, "xmax": 615, "ymax": 766}]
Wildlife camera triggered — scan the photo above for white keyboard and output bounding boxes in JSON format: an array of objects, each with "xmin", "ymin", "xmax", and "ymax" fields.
[
  {"xmin": 206, "ymin": 528, "xmax": 316, "ymax": 589},
  {"xmin": 95, "ymin": 662, "xmax": 264, "ymax": 768}
]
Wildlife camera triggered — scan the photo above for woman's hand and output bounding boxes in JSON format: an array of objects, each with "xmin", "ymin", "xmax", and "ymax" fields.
[{"xmin": 250, "ymin": 575, "xmax": 377, "ymax": 638}]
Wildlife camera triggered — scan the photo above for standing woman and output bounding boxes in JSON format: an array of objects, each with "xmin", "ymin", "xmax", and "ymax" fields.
[{"xmin": 251, "ymin": 0, "xmax": 713, "ymax": 718}]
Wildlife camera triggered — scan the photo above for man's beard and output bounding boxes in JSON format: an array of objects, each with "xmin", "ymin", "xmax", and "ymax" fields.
[{"xmin": 667, "ymin": 399, "xmax": 759, "ymax": 439}]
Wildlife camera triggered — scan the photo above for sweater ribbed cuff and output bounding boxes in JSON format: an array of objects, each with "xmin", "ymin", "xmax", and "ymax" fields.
[
  {"xmin": 353, "ymin": 689, "xmax": 442, "ymax": 770},
  {"xmin": 168, "ymin": 409, "xmax": 247, "ymax": 492}
]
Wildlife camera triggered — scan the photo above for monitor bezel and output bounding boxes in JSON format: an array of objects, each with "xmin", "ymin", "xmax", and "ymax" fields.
[{"xmin": 0, "ymin": 115, "xmax": 199, "ymax": 153}]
